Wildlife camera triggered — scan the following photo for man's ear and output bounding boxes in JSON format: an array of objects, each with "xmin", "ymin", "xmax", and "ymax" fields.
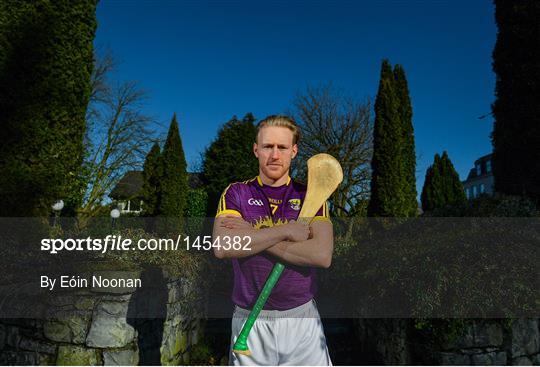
[
  {"xmin": 253, "ymin": 142, "xmax": 259, "ymax": 158},
  {"xmin": 291, "ymin": 144, "xmax": 298, "ymax": 159}
]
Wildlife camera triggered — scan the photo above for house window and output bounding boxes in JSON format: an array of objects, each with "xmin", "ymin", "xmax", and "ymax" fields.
[
  {"xmin": 465, "ymin": 188, "xmax": 470, "ymax": 199},
  {"xmin": 472, "ymin": 186, "xmax": 478, "ymax": 198},
  {"xmin": 476, "ymin": 164, "xmax": 482, "ymax": 176},
  {"xmin": 480, "ymin": 184, "xmax": 485, "ymax": 194},
  {"xmin": 486, "ymin": 160, "xmax": 492, "ymax": 173}
]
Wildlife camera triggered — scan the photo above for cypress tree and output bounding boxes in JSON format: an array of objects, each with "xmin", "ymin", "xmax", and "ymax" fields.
[
  {"xmin": 141, "ymin": 142, "xmax": 162, "ymax": 217},
  {"xmin": 0, "ymin": 1, "xmax": 97, "ymax": 216},
  {"xmin": 441, "ymin": 151, "xmax": 467, "ymax": 206},
  {"xmin": 431, "ymin": 154, "xmax": 446, "ymax": 210},
  {"xmin": 202, "ymin": 113, "xmax": 258, "ymax": 216},
  {"xmin": 159, "ymin": 114, "xmax": 188, "ymax": 232},
  {"xmin": 491, "ymin": 0, "xmax": 540, "ymax": 204},
  {"xmin": 421, "ymin": 152, "xmax": 466, "ymax": 212},
  {"xmin": 367, "ymin": 60, "xmax": 404, "ymax": 216},
  {"xmin": 394, "ymin": 65, "xmax": 418, "ymax": 216},
  {"xmin": 421, "ymin": 164, "xmax": 435, "ymax": 212},
  {"xmin": 422, "ymin": 154, "xmax": 444, "ymax": 212}
]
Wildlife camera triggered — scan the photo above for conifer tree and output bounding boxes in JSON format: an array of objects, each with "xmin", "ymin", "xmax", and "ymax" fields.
[
  {"xmin": 394, "ymin": 65, "xmax": 418, "ymax": 216},
  {"xmin": 368, "ymin": 60, "xmax": 403, "ymax": 216},
  {"xmin": 421, "ymin": 152, "xmax": 466, "ymax": 212},
  {"xmin": 421, "ymin": 154, "xmax": 442, "ymax": 212},
  {"xmin": 141, "ymin": 142, "xmax": 162, "ymax": 216},
  {"xmin": 441, "ymin": 152, "xmax": 467, "ymax": 206},
  {"xmin": 368, "ymin": 60, "xmax": 418, "ymax": 217},
  {"xmin": 0, "ymin": 0, "xmax": 97, "ymax": 216},
  {"xmin": 421, "ymin": 164, "xmax": 435, "ymax": 212},
  {"xmin": 202, "ymin": 113, "xmax": 258, "ymax": 216},
  {"xmin": 491, "ymin": 0, "xmax": 540, "ymax": 204},
  {"xmin": 159, "ymin": 114, "xmax": 188, "ymax": 232}
]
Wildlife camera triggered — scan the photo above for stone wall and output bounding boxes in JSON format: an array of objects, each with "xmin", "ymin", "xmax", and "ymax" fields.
[
  {"xmin": 432, "ymin": 319, "xmax": 540, "ymax": 366},
  {"xmin": 354, "ymin": 319, "xmax": 412, "ymax": 365},
  {"xmin": 356, "ymin": 318, "xmax": 540, "ymax": 365},
  {"xmin": 0, "ymin": 269, "xmax": 202, "ymax": 365}
]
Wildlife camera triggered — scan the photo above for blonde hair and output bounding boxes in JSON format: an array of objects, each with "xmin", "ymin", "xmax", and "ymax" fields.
[{"xmin": 256, "ymin": 115, "xmax": 300, "ymax": 145}]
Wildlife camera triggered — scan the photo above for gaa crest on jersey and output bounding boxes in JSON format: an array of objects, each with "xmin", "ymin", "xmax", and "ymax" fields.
[
  {"xmin": 248, "ymin": 198, "xmax": 264, "ymax": 206},
  {"xmin": 288, "ymin": 198, "xmax": 301, "ymax": 211}
]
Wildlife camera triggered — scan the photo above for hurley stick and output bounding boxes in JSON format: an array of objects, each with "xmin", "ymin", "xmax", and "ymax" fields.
[{"xmin": 232, "ymin": 153, "xmax": 343, "ymax": 356}]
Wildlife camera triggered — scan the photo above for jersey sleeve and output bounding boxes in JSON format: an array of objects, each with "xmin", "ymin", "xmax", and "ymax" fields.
[
  {"xmin": 312, "ymin": 201, "xmax": 331, "ymax": 223},
  {"xmin": 215, "ymin": 184, "xmax": 242, "ymax": 218}
]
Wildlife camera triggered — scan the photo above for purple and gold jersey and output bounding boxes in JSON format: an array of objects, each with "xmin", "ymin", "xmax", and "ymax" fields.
[{"xmin": 216, "ymin": 176, "xmax": 330, "ymax": 310}]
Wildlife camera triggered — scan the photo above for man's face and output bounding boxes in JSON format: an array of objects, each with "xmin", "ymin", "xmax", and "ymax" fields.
[{"xmin": 253, "ymin": 126, "xmax": 298, "ymax": 181}]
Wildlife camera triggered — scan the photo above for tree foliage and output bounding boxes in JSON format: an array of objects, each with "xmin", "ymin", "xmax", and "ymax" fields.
[
  {"xmin": 394, "ymin": 65, "xmax": 418, "ymax": 216},
  {"xmin": 291, "ymin": 84, "xmax": 373, "ymax": 217},
  {"xmin": 491, "ymin": 0, "xmax": 540, "ymax": 205},
  {"xmin": 184, "ymin": 187, "xmax": 209, "ymax": 236},
  {"xmin": 0, "ymin": 0, "xmax": 97, "ymax": 216},
  {"xmin": 202, "ymin": 113, "xmax": 259, "ymax": 216},
  {"xmin": 185, "ymin": 188, "xmax": 208, "ymax": 218},
  {"xmin": 159, "ymin": 114, "xmax": 188, "ymax": 231},
  {"xmin": 368, "ymin": 60, "xmax": 418, "ymax": 217},
  {"xmin": 421, "ymin": 151, "xmax": 466, "ymax": 212}
]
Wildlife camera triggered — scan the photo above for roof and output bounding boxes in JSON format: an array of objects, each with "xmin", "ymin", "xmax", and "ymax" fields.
[
  {"xmin": 109, "ymin": 171, "xmax": 144, "ymax": 199},
  {"xmin": 474, "ymin": 153, "xmax": 493, "ymax": 165},
  {"xmin": 464, "ymin": 153, "xmax": 493, "ymax": 182},
  {"xmin": 465, "ymin": 168, "xmax": 476, "ymax": 181},
  {"xmin": 109, "ymin": 170, "xmax": 205, "ymax": 200}
]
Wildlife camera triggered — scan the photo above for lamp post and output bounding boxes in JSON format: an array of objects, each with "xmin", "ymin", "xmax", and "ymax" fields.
[
  {"xmin": 51, "ymin": 200, "xmax": 64, "ymax": 227},
  {"xmin": 110, "ymin": 208, "xmax": 120, "ymax": 230}
]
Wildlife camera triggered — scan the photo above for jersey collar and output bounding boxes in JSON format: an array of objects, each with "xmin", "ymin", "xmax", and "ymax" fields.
[{"xmin": 256, "ymin": 175, "xmax": 291, "ymax": 187}]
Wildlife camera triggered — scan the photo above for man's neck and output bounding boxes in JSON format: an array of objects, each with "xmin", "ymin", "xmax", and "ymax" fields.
[{"xmin": 258, "ymin": 172, "xmax": 290, "ymax": 187}]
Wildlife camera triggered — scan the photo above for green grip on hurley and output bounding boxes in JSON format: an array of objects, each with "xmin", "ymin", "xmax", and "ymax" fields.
[{"xmin": 232, "ymin": 262, "xmax": 285, "ymax": 356}]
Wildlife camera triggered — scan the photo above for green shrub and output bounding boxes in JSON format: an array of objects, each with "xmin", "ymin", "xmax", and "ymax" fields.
[
  {"xmin": 319, "ymin": 217, "xmax": 539, "ymax": 319},
  {"xmin": 189, "ymin": 343, "xmax": 215, "ymax": 365},
  {"xmin": 423, "ymin": 194, "xmax": 539, "ymax": 217},
  {"xmin": 184, "ymin": 188, "xmax": 209, "ymax": 236}
]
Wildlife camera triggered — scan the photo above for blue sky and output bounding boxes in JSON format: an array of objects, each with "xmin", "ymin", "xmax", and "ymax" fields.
[{"xmin": 95, "ymin": 0, "xmax": 496, "ymax": 193}]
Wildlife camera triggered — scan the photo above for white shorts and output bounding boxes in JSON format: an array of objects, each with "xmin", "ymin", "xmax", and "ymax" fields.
[{"xmin": 229, "ymin": 299, "xmax": 332, "ymax": 366}]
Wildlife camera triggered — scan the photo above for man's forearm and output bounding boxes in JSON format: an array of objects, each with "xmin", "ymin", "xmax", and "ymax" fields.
[
  {"xmin": 213, "ymin": 225, "xmax": 287, "ymax": 259},
  {"xmin": 266, "ymin": 239, "xmax": 332, "ymax": 268}
]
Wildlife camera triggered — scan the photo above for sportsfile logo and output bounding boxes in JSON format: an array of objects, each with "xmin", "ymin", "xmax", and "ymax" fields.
[{"xmin": 248, "ymin": 198, "xmax": 264, "ymax": 206}]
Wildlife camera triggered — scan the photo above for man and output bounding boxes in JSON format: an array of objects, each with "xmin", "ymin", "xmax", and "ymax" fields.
[{"xmin": 213, "ymin": 115, "xmax": 334, "ymax": 366}]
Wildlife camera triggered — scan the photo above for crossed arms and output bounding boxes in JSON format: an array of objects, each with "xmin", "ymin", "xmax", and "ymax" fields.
[{"xmin": 212, "ymin": 214, "xmax": 333, "ymax": 268}]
